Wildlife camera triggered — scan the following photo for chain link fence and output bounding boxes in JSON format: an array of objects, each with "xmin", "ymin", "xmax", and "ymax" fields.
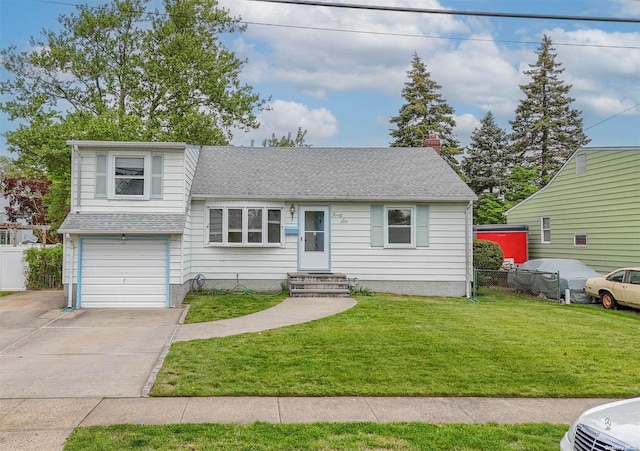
[{"xmin": 473, "ymin": 268, "xmax": 561, "ymax": 302}]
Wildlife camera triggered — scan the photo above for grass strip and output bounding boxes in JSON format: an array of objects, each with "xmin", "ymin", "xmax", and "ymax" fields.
[{"xmin": 65, "ymin": 422, "xmax": 567, "ymax": 450}]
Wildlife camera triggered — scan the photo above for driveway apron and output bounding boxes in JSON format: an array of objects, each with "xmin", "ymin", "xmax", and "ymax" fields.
[{"xmin": 0, "ymin": 291, "xmax": 183, "ymax": 398}]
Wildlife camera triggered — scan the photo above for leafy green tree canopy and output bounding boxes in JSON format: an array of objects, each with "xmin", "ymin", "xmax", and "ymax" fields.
[
  {"xmin": 1, "ymin": 0, "xmax": 266, "ymax": 231},
  {"xmin": 389, "ymin": 52, "xmax": 461, "ymax": 170},
  {"xmin": 510, "ymin": 35, "xmax": 589, "ymax": 186}
]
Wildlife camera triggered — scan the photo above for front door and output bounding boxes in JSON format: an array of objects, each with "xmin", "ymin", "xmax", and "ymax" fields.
[{"xmin": 299, "ymin": 206, "xmax": 330, "ymax": 271}]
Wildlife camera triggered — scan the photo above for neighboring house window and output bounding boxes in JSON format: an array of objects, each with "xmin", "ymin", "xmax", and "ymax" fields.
[
  {"xmin": 541, "ymin": 217, "xmax": 551, "ymax": 243},
  {"xmin": 574, "ymin": 234, "xmax": 587, "ymax": 247},
  {"xmin": 95, "ymin": 152, "xmax": 163, "ymax": 200},
  {"xmin": 208, "ymin": 207, "xmax": 283, "ymax": 246},
  {"xmin": 370, "ymin": 205, "xmax": 429, "ymax": 248},
  {"xmin": 575, "ymin": 153, "xmax": 587, "ymax": 175},
  {"xmin": 0, "ymin": 230, "xmax": 11, "ymax": 245}
]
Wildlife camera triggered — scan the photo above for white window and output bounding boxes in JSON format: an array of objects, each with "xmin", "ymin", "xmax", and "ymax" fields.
[
  {"xmin": 385, "ymin": 207, "xmax": 414, "ymax": 247},
  {"xmin": 95, "ymin": 152, "xmax": 163, "ymax": 200},
  {"xmin": 574, "ymin": 234, "xmax": 588, "ymax": 247},
  {"xmin": 114, "ymin": 156, "xmax": 146, "ymax": 196},
  {"xmin": 541, "ymin": 217, "xmax": 551, "ymax": 243},
  {"xmin": 208, "ymin": 207, "xmax": 283, "ymax": 246}
]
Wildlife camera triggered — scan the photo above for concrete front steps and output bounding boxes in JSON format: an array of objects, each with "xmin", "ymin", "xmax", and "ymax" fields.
[{"xmin": 287, "ymin": 272, "xmax": 350, "ymax": 297}]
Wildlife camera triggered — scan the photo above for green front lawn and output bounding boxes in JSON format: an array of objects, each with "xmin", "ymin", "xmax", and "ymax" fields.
[
  {"xmin": 0, "ymin": 291, "xmax": 15, "ymax": 297},
  {"xmin": 65, "ymin": 422, "xmax": 567, "ymax": 450},
  {"xmin": 153, "ymin": 292, "xmax": 640, "ymax": 397},
  {"xmin": 182, "ymin": 292, "xmax": 287, "ymax": 323}
]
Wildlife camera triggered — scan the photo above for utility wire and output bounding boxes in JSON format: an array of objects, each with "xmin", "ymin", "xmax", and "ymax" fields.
[
  {"xmin": 33, "ymin": 0, "xmax": 640, "ymax": 50},
  {"xmin": 247, "ymin": 0, "xmax": 640, "ymax": 24},
  {"xmin": 242, "ymin": 20, "xmax": 640, "ymax": 50},
  {"xmin": 585, "ymin": 103, "xmax": 640, "ymax": 131}
]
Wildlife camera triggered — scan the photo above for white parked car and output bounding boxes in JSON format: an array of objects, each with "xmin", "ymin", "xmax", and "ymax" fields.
[{"xmin": 560, "ymin": 397, "xmax": 640, "ymax": 450}]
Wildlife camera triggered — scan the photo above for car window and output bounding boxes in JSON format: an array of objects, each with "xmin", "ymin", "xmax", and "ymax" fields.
[
  {"xmin": 629, "ymin": 271, "xmax": 640, "ymax": 285},
  {"xmin": 607, "ymin": 270, "xmax": 626, "ymax": 283}
]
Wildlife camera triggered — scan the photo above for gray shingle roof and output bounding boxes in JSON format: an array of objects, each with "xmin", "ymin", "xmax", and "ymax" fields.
[
  {"xmin": 58, "ymin": 213, "xmax": 186, "ymax": 234},
  {"xmin": 192, "ymin": 147, "xmax": 477, "ymax": 202}
]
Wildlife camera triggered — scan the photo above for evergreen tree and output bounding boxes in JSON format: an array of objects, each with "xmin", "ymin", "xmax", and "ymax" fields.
[
  {"xmin": 510, "ymin": 35, "xmax": 589, "ymax": 187},
  {"xmin": 390, "ymin": 52, "xmax": 460, "ymax": 169},
  {"xmin": 462, "ymin": 111, "xmax": 510, "ymax": 195}
]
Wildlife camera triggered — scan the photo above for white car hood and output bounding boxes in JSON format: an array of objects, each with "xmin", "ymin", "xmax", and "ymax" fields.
[{"xmin": 576, "ymin": 398, "xmax": 640, "ymax": 447}]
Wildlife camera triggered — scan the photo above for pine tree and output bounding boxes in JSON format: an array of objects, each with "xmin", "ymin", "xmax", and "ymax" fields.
[
  {"xmin": 462, "ymin": 111, "xmax": 510, "ymax": 196},
  {"xmin": 390, "ymin": 52, "xmax": 460, "ymax": 169},
  {"xmin": 510, "ymin": 35, "xmax": 589, "ymax": 187}
]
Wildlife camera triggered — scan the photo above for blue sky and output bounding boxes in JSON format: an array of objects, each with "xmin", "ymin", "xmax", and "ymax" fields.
[{"xmin": 1, "ymin": 0, "xmax": 639, "ymax": 156}]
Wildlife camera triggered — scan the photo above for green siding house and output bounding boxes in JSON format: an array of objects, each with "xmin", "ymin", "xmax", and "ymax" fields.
[{"xmin": 506, "ymin": 147, "xmax": 640, "ymax": 274}]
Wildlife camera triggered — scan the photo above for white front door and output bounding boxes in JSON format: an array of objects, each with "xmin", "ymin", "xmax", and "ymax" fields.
[{"xmin": 299, "ymin": 206, "xmax": 330, "ymax": 271}]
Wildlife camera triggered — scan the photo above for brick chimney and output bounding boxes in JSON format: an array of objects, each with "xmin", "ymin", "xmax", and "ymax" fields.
[{"xmin": 423, "ymin": 134, "xmax": 441, "ymax": 155}]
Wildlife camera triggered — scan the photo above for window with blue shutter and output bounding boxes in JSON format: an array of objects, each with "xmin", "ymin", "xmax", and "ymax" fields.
[
  {"xmin": 95, "ymin": 153, "xmax": 107, "ymax": 198},
  {"xmin": 416, "ymin": 204, "xmax": 429, "ymax": 247},
  {"xmin": 151, "ymin": 154, "xmax": 163, "ymax": 198},
  {"xmin": 370, "ymin": 204, "xmax": 383, "ymax": 247}
]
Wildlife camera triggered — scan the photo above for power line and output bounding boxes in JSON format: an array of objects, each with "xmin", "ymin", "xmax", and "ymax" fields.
[
  {"xmin": 247, "ymin": 0, "xmax": 640, "ymax": 24},
  {"xmin": 585, "ymin": 103, "xmax": 640, "ymax": 131},
  {"xmin": 33, "ymin": 0, "xmax": 640, "ymax": 50},
  {"xmin": 242, "ymin": 21, "xmax": 640, "ymax": 50}
]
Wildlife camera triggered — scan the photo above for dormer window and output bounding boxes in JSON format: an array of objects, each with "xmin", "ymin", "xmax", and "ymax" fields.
[
  {"xmin": 95, "ymin": 152, "xmax": 163, "ymax": 200},
  {"xmin": 114, "ymin": 157, "xmax": 145, "ymax": 196}
]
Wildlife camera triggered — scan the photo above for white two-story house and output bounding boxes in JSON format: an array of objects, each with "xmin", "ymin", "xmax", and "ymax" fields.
[{"xmin": 59, "ymin": 140, "xmax": 477, "ymax": 308}]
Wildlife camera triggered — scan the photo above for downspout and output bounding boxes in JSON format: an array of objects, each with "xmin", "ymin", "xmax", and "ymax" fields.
[
  {"xmin": 65, "ymin": 235, "xmax": 74, "ymax": 310},
  {"xmin": 465, "ymin": 201, "xmax": 473, "ymax": 298}
]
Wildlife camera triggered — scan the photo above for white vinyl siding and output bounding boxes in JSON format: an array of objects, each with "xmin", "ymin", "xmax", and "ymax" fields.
[
  {"xmin": 80, "ymin": 239, "xmax": 167, "ymax": 308},
  {"xmin": 189, "ymin": 201, "xmax": 468, "ymax": 284},
  {"xmin": 77, "ymin": 150, "xmax": 187, "ymax": 213}
]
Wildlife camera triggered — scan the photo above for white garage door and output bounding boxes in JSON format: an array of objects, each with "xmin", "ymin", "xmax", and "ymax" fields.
[{"xmin": 80, "ymin": 239, "xmax": 168, "ymax": 308}]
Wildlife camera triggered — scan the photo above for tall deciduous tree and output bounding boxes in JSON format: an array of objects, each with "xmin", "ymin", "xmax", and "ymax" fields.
[
  {"xmin": 390, "ymin": 52, "xmax": 460, "ymax": 169},
  {"xmin": 510, "ymin": 35, "xmax": 589, "ymax": 187},
  {"xmin": 0, "ymin": 0, "xmax": 265, "ymax": 231},
  {"xmin": 462, "ymin": 111, "xmax": 510, "ymax": 196}
]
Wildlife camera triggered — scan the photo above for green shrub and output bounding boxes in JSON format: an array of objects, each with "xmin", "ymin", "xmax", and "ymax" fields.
[
  {"xmin": 473, "ymin": 239, "xmax": 504, "ymax": 270},
  {"xmin": 23, "ymin": 244, "xmax": 63, "ymax": 289}
]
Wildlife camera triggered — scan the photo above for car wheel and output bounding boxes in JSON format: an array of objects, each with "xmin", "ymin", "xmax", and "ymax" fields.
[{"xmin": 602, "ymin": 292, "xmax": 617, "ymax": 310}]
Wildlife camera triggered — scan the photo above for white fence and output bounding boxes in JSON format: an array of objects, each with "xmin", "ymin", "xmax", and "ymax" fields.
[{"xmin": 0, "ymin": 245, "xmax": 28, "ymax": 291}]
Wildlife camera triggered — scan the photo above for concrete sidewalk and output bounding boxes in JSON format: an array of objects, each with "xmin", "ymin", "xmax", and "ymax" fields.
[{"xmin": 0, "ymin": 396, "xmax": 614, "ymax": 450}]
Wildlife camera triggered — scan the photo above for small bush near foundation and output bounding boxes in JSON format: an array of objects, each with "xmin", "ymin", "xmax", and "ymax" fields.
[{"xmin": 473, "ymin": 239, "xmax": 504, "ymax": 270}]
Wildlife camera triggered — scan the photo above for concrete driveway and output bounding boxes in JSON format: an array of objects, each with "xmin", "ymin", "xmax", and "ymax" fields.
[{"xmin": 0, "ymin": 291, "xmax": 182, "ymax": 398}]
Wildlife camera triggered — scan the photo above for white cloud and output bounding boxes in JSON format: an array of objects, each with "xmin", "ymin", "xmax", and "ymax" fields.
[
  {"xmin": 233, "ymin": 99, "xmax": 338, "ymax": 146},
  {"xmin": 454, "ymin": 113, "xmax": 481, "ymax": 146}
]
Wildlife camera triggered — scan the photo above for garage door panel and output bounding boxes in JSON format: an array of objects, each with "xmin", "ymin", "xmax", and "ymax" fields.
[{"xmin": 80, "ymin": 239, "xmax": 168, "ymax": 308}]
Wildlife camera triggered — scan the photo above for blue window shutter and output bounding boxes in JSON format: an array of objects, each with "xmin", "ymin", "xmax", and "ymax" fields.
[
  {"xmin": 370, "ymin": 204, "xmax": 383, "ymax": 247},
  {"xmin": 416, "ymin": 204, "xmax": 429, "ymax": 247},
  {"xmin": 151, "ymin": 154, "xmax": 163, "ymax": 198},
  {"xmin": 95, "ymin": 153, "xmax": 107, "ymax": 198}
]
